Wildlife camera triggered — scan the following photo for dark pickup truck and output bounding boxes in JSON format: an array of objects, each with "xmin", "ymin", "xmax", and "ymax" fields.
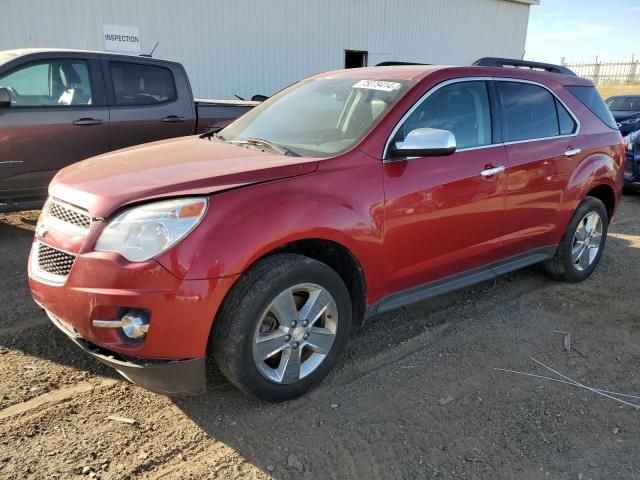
[{"xmin": 0, "ymin": 49, "xmax": 257, "ymax": 211}]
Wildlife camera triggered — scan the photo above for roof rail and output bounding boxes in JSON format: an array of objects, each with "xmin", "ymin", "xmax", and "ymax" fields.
[
  {"xmin": 376, "ymin": 61, "xmax": 429, "ymax": 66},
  {"xmin": 473, "ymin": 57, "xmax": 577, "ymax": 76}
]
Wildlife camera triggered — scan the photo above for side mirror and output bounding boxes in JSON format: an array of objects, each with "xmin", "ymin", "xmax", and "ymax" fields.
[
  {"xmin": 390, "ymin": 128, "xmax": 456, "ymax": 158},
  {"xmin": 0, "ymin": 87, "xmax": 11, "ymax": 108}
]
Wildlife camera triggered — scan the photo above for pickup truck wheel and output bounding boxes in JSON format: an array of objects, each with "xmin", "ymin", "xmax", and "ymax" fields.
[
  {"xmin": 212, "ymin": 253, "xmax": 352, "ymax": 401},
  {"xmin": 543, "ymin": 196, "xmax": 608, "ymax": 283}
]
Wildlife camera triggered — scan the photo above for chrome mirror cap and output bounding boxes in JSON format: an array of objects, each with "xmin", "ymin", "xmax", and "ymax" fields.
[{"xmin": 391, "ymin": 128, "xmax": 456, "ymax": 158}]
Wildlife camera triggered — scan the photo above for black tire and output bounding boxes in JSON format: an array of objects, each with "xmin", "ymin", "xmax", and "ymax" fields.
[
  {"xmin": 212, "ymin": 253, "xmax": 352, "ymax": 402},
  {"xmin": 543, "ymin": 196, "xmax": 609, "ymax": 283}
]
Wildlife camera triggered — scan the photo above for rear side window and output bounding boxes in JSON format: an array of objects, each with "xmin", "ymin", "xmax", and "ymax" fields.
[
  {"xmin": 497, "ymin": 82, "xmax": 560, "ymax": 142},
  {"xmin": 109, "ymin": 62, "xmax": 176, "ymax": 106},
  {"xmin": 566, "ymin": 85, "xmax": 617, "ymax": 130}
]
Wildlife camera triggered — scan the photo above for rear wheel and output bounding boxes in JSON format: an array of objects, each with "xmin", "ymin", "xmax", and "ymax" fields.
[
  {"xmin": 212, "ymin": 253, "xmax": 352, "ymax": 401},
  {"xmin": 543, "ymin": 196, "xmax": 608, "ymax": 282}
]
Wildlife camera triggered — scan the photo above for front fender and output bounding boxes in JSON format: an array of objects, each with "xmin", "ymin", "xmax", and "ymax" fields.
[{"xmin": 155, "ymin": 154, "xmax": 386, "ymax": 300}]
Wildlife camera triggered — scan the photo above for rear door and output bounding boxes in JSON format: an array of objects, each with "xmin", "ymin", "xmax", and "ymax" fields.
[
  {"xmin": 0, "ymin": 57, "xmax": 109, "ymax": 200},
  {"xmin": 494, "ymin": 80, "xmax": 587, "ymax": 257},
  {"xmin": 382, "ymin": 80, "xmax": 509, "ymax": 295},
  {"xmin": 103, "ymin": 59, "xmax": 194, "ymax": 150}
]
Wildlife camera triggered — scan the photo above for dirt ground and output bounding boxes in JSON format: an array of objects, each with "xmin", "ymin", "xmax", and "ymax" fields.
[{"xmin": 1, "ymin": 194, "xmax": 639, "ymax": 480}]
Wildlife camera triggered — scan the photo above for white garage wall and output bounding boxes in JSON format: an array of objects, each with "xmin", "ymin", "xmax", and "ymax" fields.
[{"xmin": 0, "ymin": 0, "xmax": 531, "ymax": 99}]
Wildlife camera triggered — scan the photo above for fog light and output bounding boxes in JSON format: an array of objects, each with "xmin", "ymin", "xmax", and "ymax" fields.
[
  {"xmin": 121, "ymin": 311, "xmax": 150, "ymax": 339},
  {"xmin": 92, "ymin": 309, "xmax": 150, "ymax": 339}
]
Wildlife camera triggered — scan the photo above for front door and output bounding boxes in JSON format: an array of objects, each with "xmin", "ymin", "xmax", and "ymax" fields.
[
  {"xmin": 0, "ymin": 59, "xmax": 109, "ymax": 200},
  {"xmin": 382, "ymin": 80, "xmax": 508, "ymax": 296}
]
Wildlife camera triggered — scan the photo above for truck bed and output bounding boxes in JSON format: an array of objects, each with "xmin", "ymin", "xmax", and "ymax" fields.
[{"xmin": 195, "ymin": 99, "xmax": 259, "ymax": 134}]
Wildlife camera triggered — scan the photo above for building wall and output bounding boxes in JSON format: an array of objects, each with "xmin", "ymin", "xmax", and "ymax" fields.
[{"xmin": 0, "ymin": 0, "xmax": 531, "ymax": 99}]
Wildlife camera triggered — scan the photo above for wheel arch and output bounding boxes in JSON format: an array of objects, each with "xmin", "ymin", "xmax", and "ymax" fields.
[
  {"xmin": 563, "ymin": 150, "xmax": 621, "ymax": 225},
  {"xmin": 264, "ymin": 238, "xmax": 367, "ymax": 328},
  {"xmin": 586, "ymin": 183, "xmax": 616, "ymax": 222},
  {"xmin": 217, "ymin": 235, "xmax": 368, "ymax": 332},
  {"xmin": 206, "ymin": 236, "xmax": 369, "ymax": 363}
]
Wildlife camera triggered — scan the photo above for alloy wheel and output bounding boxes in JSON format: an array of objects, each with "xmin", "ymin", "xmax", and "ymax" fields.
[
  {"xmin": 252, "ymin": 283, "xmax": 338, "ymax": 384},
  {"xmin": 571, "ymin": 211, "xmax": 603, "ymax": 271}
]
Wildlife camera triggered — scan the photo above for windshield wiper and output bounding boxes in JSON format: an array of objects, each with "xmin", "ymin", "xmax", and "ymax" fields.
[
  {"xmin": 199, "ymin": 127, "xmax": 226, "ymax": 142},
  {"xmin": 229, "ymin": 138, "xmax": 300, "ymax": 157}
]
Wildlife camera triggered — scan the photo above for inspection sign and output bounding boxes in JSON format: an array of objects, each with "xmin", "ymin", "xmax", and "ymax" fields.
[{"xmin": 103, "ymin": 25, "xmax": 141, "ymax": 53}]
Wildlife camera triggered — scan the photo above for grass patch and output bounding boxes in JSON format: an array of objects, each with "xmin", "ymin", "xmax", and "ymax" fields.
[{"xmin": 598, "ymin": 84, "xmax": 640, "ymax": 99}]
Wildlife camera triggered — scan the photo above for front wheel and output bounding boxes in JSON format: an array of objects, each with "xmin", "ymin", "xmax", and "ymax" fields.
[
  {"xmin": 212, "ymin": 253, "xmax": 352, "ymax": 401},
  {"xmin": 543, "ymin": 196, "xmax": 608, "ymax": 283}
]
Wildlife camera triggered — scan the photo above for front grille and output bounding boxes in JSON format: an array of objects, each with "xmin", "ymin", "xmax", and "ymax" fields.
[
  {"xmin": 47, "ymin": 200, "xmax": 91, "ymax": 230},
  {"xmin": 37, "ymin": 243, "xmax": 75, "ymax": 277}
]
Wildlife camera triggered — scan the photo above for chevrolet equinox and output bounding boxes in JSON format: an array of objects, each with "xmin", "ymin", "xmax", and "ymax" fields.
[{"xmin": 29, "ymin": 58, "xmax": 625, "ymax": 401}]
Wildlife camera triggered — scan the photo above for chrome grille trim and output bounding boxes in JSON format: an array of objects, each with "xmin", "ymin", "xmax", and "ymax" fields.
[
  {"xmin": 47, "ymin": 198, "xmax": 92, "ymax": 231},
  {"xmin": 33, "ymin": 241, "xmax": 76, "ymax": 283}
]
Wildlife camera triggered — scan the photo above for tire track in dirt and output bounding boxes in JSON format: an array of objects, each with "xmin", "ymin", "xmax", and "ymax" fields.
[
  {"xmin": 0, "ymin": 323, "xmax": 116, "ymax": 410},
  {"xmin": 145, "ymin": 274, "xmax": 553, "ymax": 479},
  {"xmin": 0, "ymin": 379, "xmax": 117, "ymax": 421},
  {"xmin": 0, "ymin": 381, "xmax": 213, "ymax": 479}
]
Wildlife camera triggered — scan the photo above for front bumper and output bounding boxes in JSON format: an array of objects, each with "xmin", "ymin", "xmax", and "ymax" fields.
[
  {"xmin": 29, "ymin": 246, "xmax": 237, "ymax": 358},
  {"xmin": 29, "ymin": 239, "xmax": 239, "ymax": 395},
  {"xmin": 45, "ymin": 308, "xmax": 206, "ymax": 395}
]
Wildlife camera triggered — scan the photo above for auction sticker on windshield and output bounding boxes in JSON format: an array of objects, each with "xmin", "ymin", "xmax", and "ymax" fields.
[{"xmin": 352, "ymin": 80, "xmax": 402, "ymax": 92}]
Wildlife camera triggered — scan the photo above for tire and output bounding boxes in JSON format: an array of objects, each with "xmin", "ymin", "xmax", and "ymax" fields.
[
  {"xmin": 212, "ymin": 253, "xmax": 352, "ymax": 402},
  {"xmin": 543, "ymin": 196, "xmax": 609, "ymax": 283}
]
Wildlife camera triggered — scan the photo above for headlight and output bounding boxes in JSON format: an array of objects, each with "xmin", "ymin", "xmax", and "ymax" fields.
[
  {"xmin": 621, "ymin": 117, "xmax": 640, "ymax": 125},
  {"xmin": 95, "ymin": 197, "xmax": 208, "ymax": 262}
]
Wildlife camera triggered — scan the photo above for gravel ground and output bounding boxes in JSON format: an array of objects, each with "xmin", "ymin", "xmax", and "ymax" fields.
[{"xmin": 0, "ymin": 194, "xmax": 639, "ymax": 480}]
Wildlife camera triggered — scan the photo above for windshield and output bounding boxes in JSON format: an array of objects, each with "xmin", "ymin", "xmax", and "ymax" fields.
[
  {"xmin": 219, "ymin": 77, "xmax": 411, "ymax": 157},
  {"xmin": 606, "ymin": 96, "xmax": 640, "ymax": 112}
]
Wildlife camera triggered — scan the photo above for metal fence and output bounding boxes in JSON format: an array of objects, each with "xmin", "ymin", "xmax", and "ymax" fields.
[{"xmin": 561, "ymin": 57, "xmax": 640, "ymax": 86}]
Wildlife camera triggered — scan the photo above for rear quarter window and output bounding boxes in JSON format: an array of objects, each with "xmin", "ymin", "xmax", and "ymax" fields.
[
  {"xmin": 556, "ymin": 99, "xmax": 577, "ymax": 135},
  {"xmin": 566, "ymin": 85, "xmax": 617, "ymax": 130}
]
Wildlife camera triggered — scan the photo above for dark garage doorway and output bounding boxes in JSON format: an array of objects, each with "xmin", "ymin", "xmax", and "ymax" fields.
[{"xmin": 345, "ymin": 50, "xmax": 368, "ymax": 68}]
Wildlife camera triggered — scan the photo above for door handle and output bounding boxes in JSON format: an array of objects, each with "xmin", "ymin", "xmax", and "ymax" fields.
[
  {"xmin": 162, "ymin": 115, "xmax": 186, "ymax": 123},
  {"xmin": 480, "ymin": 165, "xmax": 506, "ymax": 178},
  {"xmin": 73, "ymin": 118, "xmax": 103, "ymax": 126},
  {"xmin": 564, "ymin": 148, "xmax": 582, "ymax": 157}
]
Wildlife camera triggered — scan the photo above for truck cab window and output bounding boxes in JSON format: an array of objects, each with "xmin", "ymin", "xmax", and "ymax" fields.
[
  {"xmin": 109, "ymin": 62, "xmax": 176, "ymax": 106},
  {"xmin": 0, "ymin": 60, "xmax": 92, "ymax": 106}
]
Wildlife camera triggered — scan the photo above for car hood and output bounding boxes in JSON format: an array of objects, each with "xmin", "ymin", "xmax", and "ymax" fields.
[
  {"xmin": 610, "ymin": 110, "xmax": 640, "ymax": 122},
  {"xmin": 50, "ymin": 136, "xmax": 318, "ymax": 218}
]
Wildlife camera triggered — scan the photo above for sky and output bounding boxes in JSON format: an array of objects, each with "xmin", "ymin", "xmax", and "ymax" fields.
[{"xmin": 524, "ymin": 0, "xmax": 640, "ymax": 64}]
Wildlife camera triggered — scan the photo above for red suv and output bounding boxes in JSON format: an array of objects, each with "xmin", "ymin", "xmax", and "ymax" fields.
[{"xmin": 29, "ymin": 59, "xmax": 624, "ymax": 401}]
